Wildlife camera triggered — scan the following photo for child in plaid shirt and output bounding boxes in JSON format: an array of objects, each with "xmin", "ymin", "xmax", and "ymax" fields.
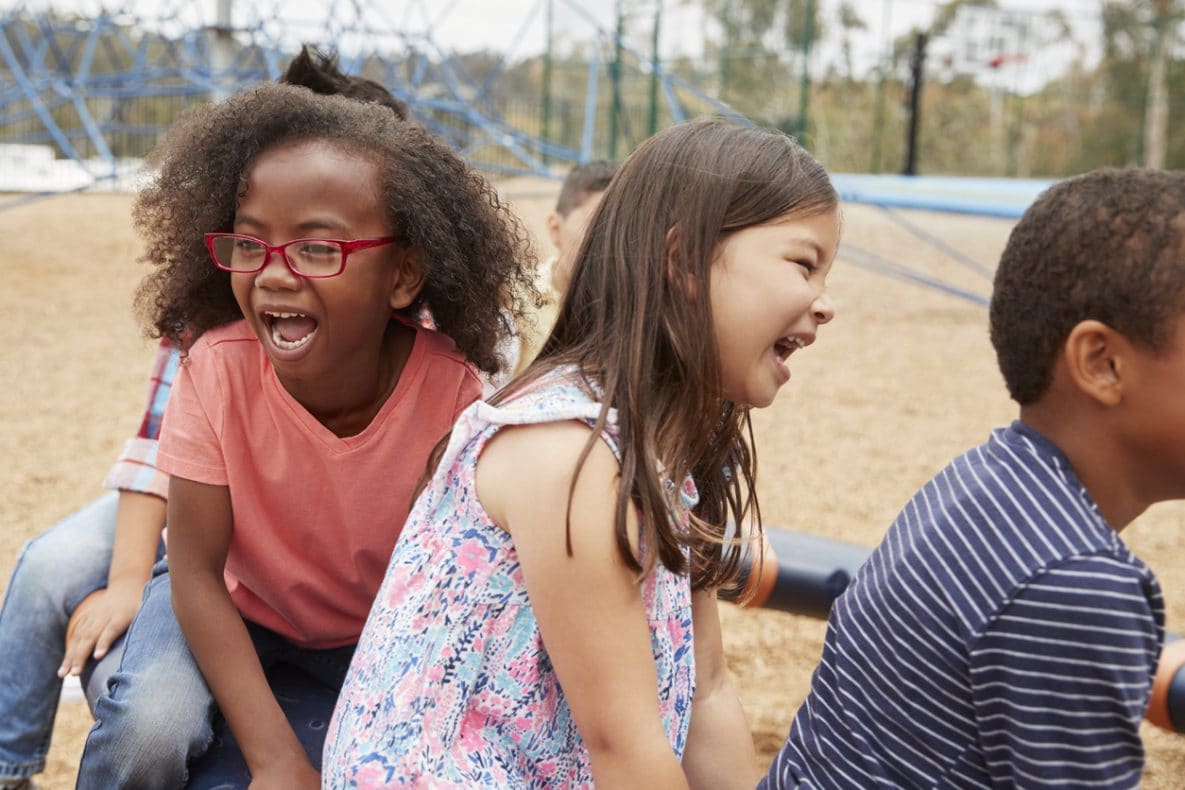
[{"xmin": 0, "ymin": 340, "xmax": 179, "ymax": 790}]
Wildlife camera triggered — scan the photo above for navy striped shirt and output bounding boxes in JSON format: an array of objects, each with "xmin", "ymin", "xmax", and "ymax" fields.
[{"xmin": 763, "ymin": 421, "xmax": 1164, "ymax": 789}]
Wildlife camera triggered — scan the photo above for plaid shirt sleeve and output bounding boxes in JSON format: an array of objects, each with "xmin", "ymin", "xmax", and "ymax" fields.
[{"xmin": 101, "ymin": 339, "xmax": 181, "ymax": 500}]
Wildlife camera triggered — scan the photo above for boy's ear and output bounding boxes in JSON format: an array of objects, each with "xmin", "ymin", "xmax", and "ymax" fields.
[
  {"xmin": 1063, "ymin": 319, "xmax": 1124, "ymax": 407},
  {"xmin": 389, "ymin": 247, "xmax": 426, "ymax": 311},
  {"xmin": 546, "ymin": 211, "xmax": 563, "ymax": 252}
]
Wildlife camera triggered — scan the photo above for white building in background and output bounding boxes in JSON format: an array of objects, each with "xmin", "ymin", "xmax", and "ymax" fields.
[{"xmin": 0, "ymin": 143, "xmax": 144, "ymax": 193}]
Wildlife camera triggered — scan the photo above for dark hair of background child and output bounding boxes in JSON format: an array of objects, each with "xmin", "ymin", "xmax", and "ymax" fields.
[
  {"xmin": 282, "ymin": 45, "xmax": 410, "ymax": 121},
  {"xmin": 991, "ymin": 167, "xmax": 1185, "ymax": 404},
  {"xmin": 507, "ymin": 119, "xmax": 837, "ymax": 590},
  {"xmin": 554, "ymin": 160, "xmax": 617, "ymax": 217},
  {"xmin": 132, "ymin": 83, "xmax": 536, "ymax": 374}
]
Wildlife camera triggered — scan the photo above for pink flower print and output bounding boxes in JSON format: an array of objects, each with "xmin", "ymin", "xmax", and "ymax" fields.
[
  {"xmin": 457, "ymin": 708, "xmax": 489, "ymax": 752},
  {"xmin": 455, "ymin": 537, "xmax": 492, "ymax": 575},
  {"xmin": 668, "ymin": 616, "xmax": 686, "ymax": 647},
  {"xmin": 641, "ymin": 572, "xmax": 658, "ymax": 610},
  {"xmin": 383, "ymin": 571, "xmax": 423, "ymax": 607},
  {"xmin": 355, "ymin": 762, "xmax": 391, "ymax": 789},
  {"xmin": 505, "ymin": 650, "xmax": 539, "ymax": 682},
  {"xmin": 357, "ymin": 690, "xmax": 384, "ymax": 715}
]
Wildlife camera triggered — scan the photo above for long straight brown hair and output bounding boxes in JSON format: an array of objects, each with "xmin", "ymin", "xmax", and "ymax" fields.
[{"xmin": 497, "ymin": 118, "xmax": 837, "ymax": 591}]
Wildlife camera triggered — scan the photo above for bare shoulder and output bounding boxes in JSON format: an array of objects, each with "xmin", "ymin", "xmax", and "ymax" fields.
[{"xmin": 475, "ymin": 419, "xmax": 621, "ymax": 535}]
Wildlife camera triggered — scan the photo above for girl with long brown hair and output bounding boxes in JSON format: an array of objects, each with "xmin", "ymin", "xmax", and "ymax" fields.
[{"xmin": 326, "ymin": 118, "xmax": 841, "ymax": 788}]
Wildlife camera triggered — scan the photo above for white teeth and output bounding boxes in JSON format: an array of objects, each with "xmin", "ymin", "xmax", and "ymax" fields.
[
  {"xmin": 268, "ymin": 321, "xmax": 316, "ymax": 350},
  {"xmin": 262, "ymin": 311, "xmax": 316, "ymax": 350},
  {"xmin": 774, "ymin": 336, "xmax": 805, "ymax": 362},
  {"xmin": 270, "ymin": 323, "xmax": 314, "ymax": 350}
]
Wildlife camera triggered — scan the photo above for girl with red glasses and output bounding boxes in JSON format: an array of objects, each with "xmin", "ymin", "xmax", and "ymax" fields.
[{"xmin": 73, "ymin": 81, "xmax": 535, "ymax": 789}]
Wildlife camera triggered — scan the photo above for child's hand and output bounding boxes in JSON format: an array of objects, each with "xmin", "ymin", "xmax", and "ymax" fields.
[
  {"xmin": 247, "ymin": 760, "xmax": 320, "ymax": 790},
  {"xmin": 58, "ymin": 584, "xmax": 143, "ymax": 677}
]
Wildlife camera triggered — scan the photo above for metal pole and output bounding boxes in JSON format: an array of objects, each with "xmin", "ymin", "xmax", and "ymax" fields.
[
  {"xmin": 541, "ymin": 0, "xmax": 554, "ymax": 165},
  {"xmin": 719, "ymin": 0, "xmax": 730, "ymax": 99},
  {"xmin": 869, "ymin": 0, "xmax": 893, "ymax": 172},
  {"xmin": 796, "ymin": 0, "xmax": 815, "ymax": 142},
  {"xmin": 609, "ymin": 0, "xmax": 623, "ymax": 160},
  {"xmin": 211, "ymin": 0, "xmax": 235, "ymax": 101},
  {"xmin": 903, "ymin": 31, "xmax": 927, "ymax": 176},
  {"xmin": 648, "ymin": 1, "xmax": 662, "ymax": 137}
]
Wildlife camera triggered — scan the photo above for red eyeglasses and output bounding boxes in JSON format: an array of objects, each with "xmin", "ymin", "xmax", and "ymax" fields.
[{"xmin": 204, "ymin": 233, "xmax": 398, "ymax": 279}]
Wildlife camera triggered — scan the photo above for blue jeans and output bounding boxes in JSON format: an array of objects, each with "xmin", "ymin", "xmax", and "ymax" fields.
[
  {"xmin": 77, "ymin": 561, "xmax": 355, "ymax": 789},
  {"xmin": 0, "ymin": 493, "xmax": 143, "ymax": 782}
]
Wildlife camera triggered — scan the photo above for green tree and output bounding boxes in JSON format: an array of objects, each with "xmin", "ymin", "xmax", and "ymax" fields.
[
  {"xmin": 1142, "ymin": 0, "xmax": 1185, "ymax": 167},
  {"xmin": 1099, "ymin": 0, "xmax": 1185, "ymax": 167},
  {"xmin": 835, "ymin": 1, "xmax": 867, "ymax": 81},
  {"xmin": 701, "ymin": 0, "xmax": 825, "ymax": 129}
]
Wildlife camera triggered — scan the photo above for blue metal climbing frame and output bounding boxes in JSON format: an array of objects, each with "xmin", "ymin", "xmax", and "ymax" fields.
[{"xmin": 0, "ymin": 0, "xmax": 746, "ymax": 189}]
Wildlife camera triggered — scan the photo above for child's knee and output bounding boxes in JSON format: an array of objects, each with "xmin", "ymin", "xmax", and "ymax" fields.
[
  {"xmin": 11, "ymin": 539, "xmax": 95, "ymax": 609},
  {"xmin": 97, "ymin": 659, "xmax": 213, "ymax": 751},
  {"xmin": 12, "ymin": 538, "xmax": 110, "ymax": 616},
  {"xmin": 83, "ymin": 661, "xmax": 213, "ymax": 788},
  {"xmin": 22, "ymin": 501, "xmax": 116, "ymax": 583}
]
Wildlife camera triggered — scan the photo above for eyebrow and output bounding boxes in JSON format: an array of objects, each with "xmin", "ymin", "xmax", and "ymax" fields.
[
  {"xmin": 782, "ymin": 236, "xmax": 826, "ymax": 259},
  {"xmin": 234, "ymin": 215, "xmax": 352, "ymax": 235}
]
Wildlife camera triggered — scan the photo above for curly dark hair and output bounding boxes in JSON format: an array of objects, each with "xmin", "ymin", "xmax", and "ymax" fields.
[
  {"xmin": 133, "ymin": 82, "xmax": 536, "ymax": 373},
  {"xmin": 991, "ymin": 167, "xmax": 1185, "ymax": 405}
]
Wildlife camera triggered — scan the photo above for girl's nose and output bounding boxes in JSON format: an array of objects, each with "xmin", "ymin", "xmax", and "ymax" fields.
[
  {"xmin": 255, "ymin": 250, "xmax": 301, "ymax": 290},
  {"xmin": 812, "ymin": 291, "xmax": 835, "ymax": 325}
]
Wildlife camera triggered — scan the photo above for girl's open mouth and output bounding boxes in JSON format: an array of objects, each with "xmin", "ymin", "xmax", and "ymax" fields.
[
  {"xmin": 774, "ymin": 335, "xmax": 805, "ymax": 363},
  {"xmin": 263, "ymin": 311, "xmax": 319, "ymax": 351}
]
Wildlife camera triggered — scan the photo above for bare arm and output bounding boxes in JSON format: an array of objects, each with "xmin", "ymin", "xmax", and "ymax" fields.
[
  {"xmin": 682, "ymin": 590, "xmax": 761, "ymax": 789},
  {"xmin": 168, "ymin": 476, "xmax": 318, "ymax": 790},
  {"xmin": 59, "ymin": 491, "xmax": 166, "ymax": 677},
  {"xmin": 478, "ymin": 421, "xmax": 688, "ymax": 789}
]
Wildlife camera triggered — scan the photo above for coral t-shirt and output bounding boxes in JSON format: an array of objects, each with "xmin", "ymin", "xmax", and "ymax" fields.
[{"xmin": 157, "ymin": 319, "xmax": 481, "ymax": 648}]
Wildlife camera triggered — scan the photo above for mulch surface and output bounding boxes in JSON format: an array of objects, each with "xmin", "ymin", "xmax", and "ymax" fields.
[{"xmin": 3, "ymin": 186, "xmax": 1182, "ymax": 787}]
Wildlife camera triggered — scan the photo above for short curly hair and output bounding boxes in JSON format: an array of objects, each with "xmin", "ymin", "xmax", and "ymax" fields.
[
  {"xmin": 991, "ymin": 167, "xmax": 1185, "ymax": 405},
  {"xmin": 134, "ymin": 82, "xmax": 535, "ymax": 373}
]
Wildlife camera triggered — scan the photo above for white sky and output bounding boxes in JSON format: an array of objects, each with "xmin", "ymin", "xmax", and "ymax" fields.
[
  {"xmin": 26, "ymin": 0, "xmax": 1104, "ymax": 87},
  {"xmin": 426, "ymin": 0, "xmax": 1098, "ymax": 74}
]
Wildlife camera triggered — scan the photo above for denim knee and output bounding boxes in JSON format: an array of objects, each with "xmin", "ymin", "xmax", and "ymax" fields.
[
  {"xmin": 112, "ymin": 657, "xmax": 212, "ymax": 750},
  {"xmin": 8, "ymin": 493, "xmax": 118, "ymax": 618},
  {"xmin": 80, "ymin": 657, "xmax": 214, "ymax": 789},
  {"xmin": 77, "ymin": 567, "xmax": 214, "ymax": 789}
]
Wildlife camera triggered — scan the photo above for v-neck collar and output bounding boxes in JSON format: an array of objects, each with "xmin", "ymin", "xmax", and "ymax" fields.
[{"xmin": 260, "ymin": 321, "xmax": 425, "ymax": 454}]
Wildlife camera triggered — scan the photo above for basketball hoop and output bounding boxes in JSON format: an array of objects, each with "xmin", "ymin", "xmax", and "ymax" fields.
[{"xmin": 987, "ymin": 53, "xmax": 1027, "ymax": 69}]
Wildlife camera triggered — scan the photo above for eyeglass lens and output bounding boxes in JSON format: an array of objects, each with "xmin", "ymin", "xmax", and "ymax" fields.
[{"xmin": 211, "ymin": 236, "xmax": 343, "ymax": 276}]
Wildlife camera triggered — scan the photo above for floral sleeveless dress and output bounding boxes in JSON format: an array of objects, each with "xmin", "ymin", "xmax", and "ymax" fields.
[{"xmin": 323, "ymin": 369, "xmax": 697, "ymax": 788}]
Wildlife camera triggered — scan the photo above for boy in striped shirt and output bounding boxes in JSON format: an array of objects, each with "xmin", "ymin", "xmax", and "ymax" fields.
[{"xmin": 764, "ymin": 168, "xmax": 1185, "ymax": 788}]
